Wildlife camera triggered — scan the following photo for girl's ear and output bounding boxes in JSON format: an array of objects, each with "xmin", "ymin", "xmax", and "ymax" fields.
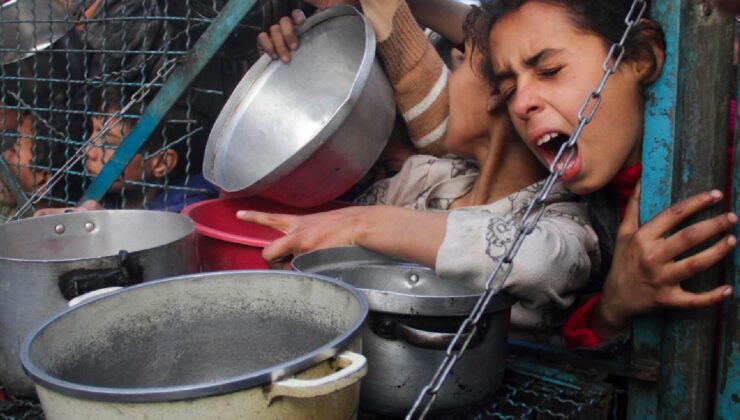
[
  {"xmin": 627, "ymin": 19, "xmax": 666, "ymax": 85},
  {"xmin": 150, "ymin": 149, "xmax": 178, "ymax": 179}
]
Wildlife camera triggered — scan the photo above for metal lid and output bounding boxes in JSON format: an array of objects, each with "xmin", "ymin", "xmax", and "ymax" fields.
[
  {"xmin": 203, "ymin": 6, "xmax": 377, "ymax": 194},
  {"xmin": 292, "ymin": 246, "xmax": 516, "ymax": 316}
]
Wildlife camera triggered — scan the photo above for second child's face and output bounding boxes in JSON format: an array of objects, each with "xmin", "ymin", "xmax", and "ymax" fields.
[
  {"xmin": 86, "ymin": 114, "xmax": 147, "ymax": 192},
  {"xmin": 489, "ymin": 1, "xmax": 647, "ymax": 194},
  {"xmin": 1, "ymin": 114, "xmax": 44, "ymax": 206}
]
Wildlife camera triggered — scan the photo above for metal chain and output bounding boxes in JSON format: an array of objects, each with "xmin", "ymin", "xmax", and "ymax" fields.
[
  {"xmin": 406, "ymin": 1, "xmax": 647, "ymax": 418},
  {"xmin": 8, "ymin": 52, "xmax": 183, "ymax": 221}
]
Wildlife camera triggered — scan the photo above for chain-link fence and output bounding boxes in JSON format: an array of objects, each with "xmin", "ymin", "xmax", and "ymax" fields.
[{"xmin": 0, "ymin": 0, "xmax": 307, "ymax": 221}]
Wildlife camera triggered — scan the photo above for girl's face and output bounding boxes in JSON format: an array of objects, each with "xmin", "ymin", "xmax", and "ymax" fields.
[
  {"xmin": 489, "ymin": 1, "xmax": 647, "ymax": 194},
  {"xmin": 445, "ymin": 43, "xmax": 510, "ymax": 157},
  {"xmin": 86, "ymin": 114, "xmax": 147, "ymax": 192},
  {"xmin": 1, "ymin": 114, "xmax": 49, "ymax": 207}
]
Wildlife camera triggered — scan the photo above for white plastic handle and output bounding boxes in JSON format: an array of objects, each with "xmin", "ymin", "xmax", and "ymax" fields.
[
  {"xmin": 268, "ymin": 351, "xmax": 367, "ymax": 401},
  {"xmin": 67, "ymin": 287, "xmax": 123, "ymax": 307}
]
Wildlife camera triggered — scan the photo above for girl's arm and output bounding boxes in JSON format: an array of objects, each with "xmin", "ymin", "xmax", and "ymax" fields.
[
  {"xmin": 406, "ymin": 0, "xmax": 470, "ymax": 45},
  {"xmin": 360, "ymin": 0, "xmax": 455, "ymax": 155},
  {"xmin": 435, "ymin": 201, "xmax": 598, "ymax": 330},
  {"xmin": 237, "ymin": 205, "xmax": 447, "ymax": 268}
]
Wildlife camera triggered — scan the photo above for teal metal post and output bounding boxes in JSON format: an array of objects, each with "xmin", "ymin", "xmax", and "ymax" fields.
[
  {"xmin": 630, "ymin": 1, "xmax": 734, "ymax": 419},
  {"xmin": 714, "ymin": 53, "xmax": 740, "ymax": 420},
  {"xmin": 80, "ymin": 0, "xmax": 259, "ymax": 202}
]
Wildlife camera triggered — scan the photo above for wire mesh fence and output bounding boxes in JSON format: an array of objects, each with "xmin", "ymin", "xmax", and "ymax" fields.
[{"xmin": 0, "ymin": 0, "xmax": 305, "ymax": 221}]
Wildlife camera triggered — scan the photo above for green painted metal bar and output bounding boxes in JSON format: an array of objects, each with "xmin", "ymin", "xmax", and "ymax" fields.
[
  {"xmin": 80, "ymin": 0, "xmax": 259, "ymax": 202},
  {"xmin": 655, "ymin": 2, "xmax": 733, "ymax": 418},
  {"xmin": 714, "ymin": 42, "xmax": 740, "ymax": 420},
  {"xmin": 631, "ymin": 1, "xmax": 734, "ymax": 419}
]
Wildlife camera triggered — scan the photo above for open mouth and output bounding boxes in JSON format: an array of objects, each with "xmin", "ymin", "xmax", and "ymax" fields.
[{"xmin": 534, "ymin": 132, "xmax": 580, "ymax": 179}]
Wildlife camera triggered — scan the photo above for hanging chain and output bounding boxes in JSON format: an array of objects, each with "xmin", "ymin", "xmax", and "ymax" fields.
[
  {"xmin": 8, "ymin": 52, "xmax": 183, "ymax": 221},
  {"xmin": 406, "ymin": 1, "xmax": 647, "ymax": 418}
]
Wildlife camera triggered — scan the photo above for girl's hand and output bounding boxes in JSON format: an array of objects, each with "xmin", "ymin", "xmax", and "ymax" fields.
[
  {"xmin": 236, "ymin": 206, "xmax": 372, "ymax": 267},
  {"xmin": 592, "ymin": 185, "xmax": 737, "ymax": 339},
  {"xmin": 257, "ymin": 10, "xmax": 306, "ymax": 63},
  {"xmin": 33, "ymin": 200, "xmax": 101, "ymax": 217}
]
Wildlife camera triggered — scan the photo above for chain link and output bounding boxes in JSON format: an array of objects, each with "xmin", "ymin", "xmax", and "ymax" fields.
[{"xmin": 406, "ymin": 1, "xmax": 647, "ymax": 418}]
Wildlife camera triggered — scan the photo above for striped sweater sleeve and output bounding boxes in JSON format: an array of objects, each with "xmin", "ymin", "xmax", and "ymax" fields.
[{"xmin": 376, "ymin": 0, "xmax": 449, "ymax": 156}]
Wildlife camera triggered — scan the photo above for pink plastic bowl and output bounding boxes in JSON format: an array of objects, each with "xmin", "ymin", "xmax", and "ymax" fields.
[{"xmin": 181, "ymin": 197, "xmax": 348, "ymax": 271}]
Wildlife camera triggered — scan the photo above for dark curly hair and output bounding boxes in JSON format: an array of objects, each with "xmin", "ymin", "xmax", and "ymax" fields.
[{"xmin": 470, "ymin": 0, "xmax": 665, "ymax": 88}]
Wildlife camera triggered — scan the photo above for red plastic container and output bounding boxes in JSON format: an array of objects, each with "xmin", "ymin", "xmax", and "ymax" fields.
[{"xmin": 181, "ymin": 196, "xmax": 348, "ymax": 271}]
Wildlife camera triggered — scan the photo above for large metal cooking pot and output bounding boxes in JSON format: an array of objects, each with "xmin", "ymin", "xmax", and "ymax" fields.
[
  {"xmin": 22, "ymin": 270, "xmax": 368, "ymax": 419},
  {"xmin": 0, "ymin": 0, "xmax": 85, "ymax": 107},
  {"xmin": 204, "ymin": 6, "xmax": 395, "ymax": 207},
  {"xmin": 0, "ymin": 210, "xmax": 197, "ymax": 397},
  {"xmin": 293, "ymin": 246, "xmax": 517, "ymax": 417}
]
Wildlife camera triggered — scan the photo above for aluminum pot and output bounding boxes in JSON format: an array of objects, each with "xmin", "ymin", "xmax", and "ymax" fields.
[
  {"xmin": 293, "ymin": 246, "xmax": 517, "ymax": 417},
  {"xmin": 22, "ymin": 270, "xmax": 368, "ymax": 419},
  {"xmin": 0, "ymin": 210, "xmax": 197, "ymax": 397},
  {"xmin": 204, "ymin": 6, "xmax": 395, "ymax": 207}
]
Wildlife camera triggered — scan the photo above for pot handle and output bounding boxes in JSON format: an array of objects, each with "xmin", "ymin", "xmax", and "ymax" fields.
[
  {"xmin": 268, "ymin": 351, "xmax": 367, "ymax": 402},
  {"xmin": 57, "ymin": 250, "xmax": 143, "ymax": 300},
  {"xmin": 67, "ymin": 287, "xmax": 123, "ymax": 307},
  {"xmin": 393, "ymin": 322, "xmax": 483, "ymax": 351}
]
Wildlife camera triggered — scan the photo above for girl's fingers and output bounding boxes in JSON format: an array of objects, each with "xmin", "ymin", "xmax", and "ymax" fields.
[
  {"xmin": 262, "ymin": 234, "xmax": 297, "ymax": 264},
  {"xmin": 641, "ymin": 190, "xmax": 724, "ymax": 239},
  {"xmin": 291, "ymin": 9, "xmax": 306, "ymax": 25},
  {"xmin": 662, "ymin": 234, "xmax": 737, "ymax": 283},
  {"xmin": 279, "ymin": 16, "xmax": 299, "ymax": 51},
  {"xmin": 660, "ymin": 213, "xmax": 738, "ymax": 261},
  {"xmin": 236, "ymin": 210, "xmax": 295, "ymax": 233},
  {"xmin": 256, "ymin": 32, "xmax": 277, "ymax": 59},
  {"xmin": 660, "ymin": 285, "xmax": 733, "ymax": 309},
  {"xmin": 269, "ymin": 24, "xmax": 290, "ymax": 62},
  {"xmin": 618, "ymin": 180, "xmax": 641, "ymax": 237}
]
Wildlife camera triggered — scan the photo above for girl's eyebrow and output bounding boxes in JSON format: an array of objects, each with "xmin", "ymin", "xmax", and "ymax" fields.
[
  {"xmin": 492, "ymin": 48, "xmax": 564, "ymax": 84},
  {"xmin": 524, "ymin": 48, "xmax": 564, "ymax": 67}
]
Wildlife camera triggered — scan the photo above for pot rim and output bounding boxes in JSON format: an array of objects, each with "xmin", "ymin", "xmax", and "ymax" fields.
[
  {"xmin": 0, "ymin": 210, "xmax": 195, "ymax": 263},
  {"xmin": 204, "ymin": 5, "xmax": 378, "ymax": 194},
  {"xmin": 292, "ymin": 246, "xmax": 517, "ymax": 316},
  {"xmin": 20, "ymin": 270, "xmax": 369, "ymax": 403}
]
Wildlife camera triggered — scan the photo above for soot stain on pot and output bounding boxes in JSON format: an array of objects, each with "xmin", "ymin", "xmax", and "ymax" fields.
[{"xmin": 43, "ymin": 305, "xmax": 343, "ymax": 389}]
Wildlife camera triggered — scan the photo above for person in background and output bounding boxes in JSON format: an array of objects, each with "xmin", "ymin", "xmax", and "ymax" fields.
[
  {"xmin": 1, "ymin": 109, "xmax": 86, "ymax": 218},
  {"xmin": 35, "ymin": 89, "xmax": 217, "ymax": 216}
]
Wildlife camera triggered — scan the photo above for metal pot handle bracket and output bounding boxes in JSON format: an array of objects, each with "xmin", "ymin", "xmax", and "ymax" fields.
[
  {"xmin": 267, "ymin": 351, "xmax": 367, "ymax": 402},
  {"xmin": 57, "ymin": 250, "xmax": 144, "ymax": 300},
  {"xmin": 392, "ymin": 321, "xmax": 486, "ymax": 351}
]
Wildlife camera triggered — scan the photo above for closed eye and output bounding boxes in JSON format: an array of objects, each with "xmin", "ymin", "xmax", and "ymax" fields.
[
  {"xmin": 501, "ymin": 85, "xmax": 516, "ymax": 102},
  {"xmin": 538, "ymin": 66, "xmax": 563, "ymax": 78}
]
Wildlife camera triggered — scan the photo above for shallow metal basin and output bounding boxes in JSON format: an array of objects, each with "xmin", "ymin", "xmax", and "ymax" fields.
[{"xmin": 204, "ymin": 6, "xmax": 395, "ymax": 207}]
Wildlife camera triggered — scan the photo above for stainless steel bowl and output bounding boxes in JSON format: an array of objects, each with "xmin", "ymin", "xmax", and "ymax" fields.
[
  {"xmin": 204, "ymin": 6, "xmax": 395, "ymax": 207},
  {"xmin": 0, "ymin": 0, "xmax": 76, "ymax": 65}
]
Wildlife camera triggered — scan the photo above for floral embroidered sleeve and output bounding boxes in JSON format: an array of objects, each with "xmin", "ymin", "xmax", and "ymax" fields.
[{"xmin": 435, "ymin": 183, "xmax": 601, "ymax": 332}]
